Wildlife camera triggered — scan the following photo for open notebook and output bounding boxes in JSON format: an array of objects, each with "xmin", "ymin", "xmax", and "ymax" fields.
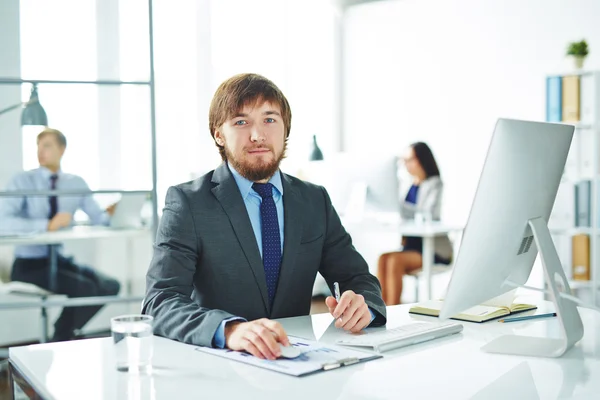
[{"xmin": 409, "ymin": 289, "xmax": 537, "ymax": 323}]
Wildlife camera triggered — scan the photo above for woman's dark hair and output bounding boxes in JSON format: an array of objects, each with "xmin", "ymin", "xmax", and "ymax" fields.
[{"xmin": 411, "ymin": 141, "xmax": 440, "ymax": 178}]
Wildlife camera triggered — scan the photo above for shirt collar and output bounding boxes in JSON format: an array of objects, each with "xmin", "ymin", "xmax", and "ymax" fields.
[
  {"xmin": 37, "ymin": 166, "xmax": 62, "ymax": 179},
  {"xmin": 227, "ymin": 162, "xmax": 283, "ymax": 199}
]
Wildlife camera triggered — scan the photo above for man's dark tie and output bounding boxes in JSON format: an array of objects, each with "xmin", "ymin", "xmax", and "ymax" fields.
[
  {"xmin": 49, "ymin": 174, "xmax": 58, "ymax": 219},
  {"xmin": 252, "ymin": 182, "xmax": 282, "ymax": 306}
]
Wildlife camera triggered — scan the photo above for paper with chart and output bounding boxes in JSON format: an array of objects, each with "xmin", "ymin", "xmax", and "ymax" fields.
[{"xmin": 194, "ymin": 336, "xmax": 381, "ymax": 376}]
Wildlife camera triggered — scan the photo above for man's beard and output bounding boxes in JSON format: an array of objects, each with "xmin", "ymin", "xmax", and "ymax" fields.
[{"xmin": 226, "ymin": 143, "xmax": 286, "ymax": 182}]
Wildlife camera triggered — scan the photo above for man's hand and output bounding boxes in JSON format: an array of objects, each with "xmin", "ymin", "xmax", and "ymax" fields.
[
  {"xmin": 106, "ymin": 202, "xmax": 118, "ymax": 216},
  {"xmin": 47, "ymin": 212, "xmax": 72, "ymax": 231},
  {"xmin": 326, "ymin": 290, "xmax": 371, "ymax": 333},
  {"xmin": 224, "ymin": 318, "xmax": 290, "ymax": 360}
]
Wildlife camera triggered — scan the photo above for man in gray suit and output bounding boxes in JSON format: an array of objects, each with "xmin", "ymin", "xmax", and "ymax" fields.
[{"xmin": 143, "ymin": 73, "xmax": 386, "ymax": 360}]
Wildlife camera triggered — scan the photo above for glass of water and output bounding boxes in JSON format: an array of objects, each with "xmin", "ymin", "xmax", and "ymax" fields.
[{"xmin": 111, "ymin": 314, "xmax": 154, "ymax": 372}]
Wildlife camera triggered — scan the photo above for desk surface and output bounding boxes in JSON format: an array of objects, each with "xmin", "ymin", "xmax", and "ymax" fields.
[
  {"xmin": 9, "ymin": 302, "xmax": 600, "ymax": 400},
  {"xmin": 0, "ymin": 226, "xmax": 150, "ymax": 246}
]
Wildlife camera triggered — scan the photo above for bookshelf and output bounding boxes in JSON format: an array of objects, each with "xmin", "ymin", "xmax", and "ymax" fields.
[{"xmin": 547, "ymin": 70, "xmax": 600, "ymax": 307}]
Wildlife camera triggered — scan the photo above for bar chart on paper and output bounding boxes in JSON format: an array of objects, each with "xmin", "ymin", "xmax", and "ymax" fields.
[{"xmin": 194, "ymin": 336, "xmax": 381, "ymax": 376}]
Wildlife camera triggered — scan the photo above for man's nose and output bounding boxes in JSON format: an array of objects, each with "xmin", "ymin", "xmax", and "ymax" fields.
[{"xmin": 250, "ymin": 126, "xmax": 266, "ymax": 142}]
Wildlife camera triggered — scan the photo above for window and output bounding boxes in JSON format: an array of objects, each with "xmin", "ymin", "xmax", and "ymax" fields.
[
  {"xmin": 20, "ymin": 0, "xmax": 100, "ymax": 187},
  {"xmin": 20, "ymin": 0, "xmax": 338, "ymax": 211}
]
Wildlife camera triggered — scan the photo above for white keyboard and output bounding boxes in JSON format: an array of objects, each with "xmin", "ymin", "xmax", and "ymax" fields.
[{"xmin": 336, "ymin": 321, "xmax": 463, "ymax": 353}]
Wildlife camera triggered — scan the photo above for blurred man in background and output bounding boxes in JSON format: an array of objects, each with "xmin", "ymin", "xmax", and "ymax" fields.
[{"xmin": 0, "ymin": 128, "xmax": 120, "ymax": 341}]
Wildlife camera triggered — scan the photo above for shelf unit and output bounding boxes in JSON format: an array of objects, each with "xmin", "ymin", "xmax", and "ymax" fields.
[{"xmin": 548, "ymin": 70, "xmax": 600, "ymax": 307}]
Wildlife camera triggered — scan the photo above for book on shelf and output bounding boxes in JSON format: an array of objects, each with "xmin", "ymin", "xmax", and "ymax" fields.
[
  {"xmin": 572, "ymin": 234, "xmax": 591, "ymax": 281},
  {"xmin": 546, "ymin": 76, "xmax": 562, "ymax": 122},
  {"xmin": 562, "ymin": 75, "xmax": 581, "ymax": 122},
  {"xmin": 575, "ymin": 179, "xmax": 591, "ymax": 227},
  {"xmin": 580, "ymin": 73, "xmax": 595, "ymax": 124},
  {"xmin": 409, "ymin": 289, "xmax": 537, "ymax": 323},
  {"xmin": 572, "ymin": 179, "xmax": 600, "ymax": 228}
]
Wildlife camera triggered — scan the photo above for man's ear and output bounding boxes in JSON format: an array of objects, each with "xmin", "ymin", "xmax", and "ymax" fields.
[{"xmin": 214, "ymin": 130, "xmax": 224, "ymax": 146}]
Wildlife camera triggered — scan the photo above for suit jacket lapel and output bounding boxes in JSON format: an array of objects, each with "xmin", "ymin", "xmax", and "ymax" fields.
[
  {"xmin": 272, "ymin": 173, "xmax": 303, "ymax": 316},
  {"xmin": 211, "ymin": 163, "xmax": 269, "ymax": 314}
]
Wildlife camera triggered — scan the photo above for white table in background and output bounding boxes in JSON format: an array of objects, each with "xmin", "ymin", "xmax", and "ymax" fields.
[
  {"xmin": 344, "ymin": 217, "xmax": 463, "ymax": 300},
  {"xmin": 8, "ymin": 301, "xmax": 600, "ymax": 399},
  {"xmin": 395, "ymin": 222, "xmax": 463, "ymax": 299},
  {"xmin": 0, "ymin": 226, "xmax": 151, "ymax": 343},
  {"xmin": 0, "ymin": 225, "xmax": 151, "ymax": 295}
]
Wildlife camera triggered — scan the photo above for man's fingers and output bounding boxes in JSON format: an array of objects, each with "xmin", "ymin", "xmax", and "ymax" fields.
[
  {"xmin": 341, "ymin": 305, "xmax": 364, "ymax": 330},
  {"xmin": 350, "ymin": 313, "xmax": 372, "ymax": 333},
  {"xmin": 325, "ymin": 296, "xmax": 338, "ymax": 313},
  {"xmin": 246, "ymin": 331, "xmax": 277, "ymax": 360},
  {"xmin": 341, "ymin": 295, "xmax": 364, "ymax": 326},
  {"xmin": 250, "ymin": 324, "xmax": 281, "ymax": 358},
  {"xmin": 333, "ymin": 290, "xmax": 354, "ymax": 318},
  {"xmin": 262, "ymin": 319, "xmax": 290, "ymax": 347},
  {"xmin": 242, "ymin": 339, "xmax": 263, "ymax": 359}
]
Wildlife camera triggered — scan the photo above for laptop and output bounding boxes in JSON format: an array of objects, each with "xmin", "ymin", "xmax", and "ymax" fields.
[
  {"xmin": 109, "ymin": 194, "xmax": 147, "ymax": 229},
  {"xmin": 335, "ymin": 320, "xmax": 463, "ymax": 353}
]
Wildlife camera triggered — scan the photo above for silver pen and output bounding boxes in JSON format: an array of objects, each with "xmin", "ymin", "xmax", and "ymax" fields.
[{"xmin": 333, "ymin": 282, "xmax": 342, "ymax": 323}]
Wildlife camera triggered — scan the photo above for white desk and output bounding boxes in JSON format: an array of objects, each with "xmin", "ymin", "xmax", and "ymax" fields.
[
  {"xmin": 0, "ymin": 225, "xmax": 150, "ymax": 294},
  {"xmin": 344, "ymin": 218, "xmax": 462, "ymax": 300},
  {"xmin": 8, "ymin": 301, "xmax": 600, "ymax": 399},
  {"xmin": 0, "ymin": 225, "xmax": 150, "ymax": 246},
  {"xmin": 0, "ymin": 226, "xmax": 151, "ymax": 343},
  {"xmin": 395, "ymin": 222, "xmax": 462, "ymax": 300}
]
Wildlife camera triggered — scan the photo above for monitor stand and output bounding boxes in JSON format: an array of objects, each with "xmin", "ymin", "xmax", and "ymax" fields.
[{"xmin": 481, "ymin": 217, "xmax": 584, "ymax": 358}]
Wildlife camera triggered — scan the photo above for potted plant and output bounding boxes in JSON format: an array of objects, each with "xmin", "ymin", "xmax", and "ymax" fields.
[{"xmin": 566, "ymin": 40, "xmax": 589, "ymax": 69}]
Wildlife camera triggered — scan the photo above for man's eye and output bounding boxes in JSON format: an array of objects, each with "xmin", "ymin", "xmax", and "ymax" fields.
[
  {"xmin": 265, "ymin": 118, "xmax": 275, "ymax": 123},
  {"xmin": 235, "ymin": 120, "xmax": 247, "ymax": 126}
]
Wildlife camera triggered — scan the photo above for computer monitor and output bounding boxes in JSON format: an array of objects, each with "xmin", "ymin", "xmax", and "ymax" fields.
[
  {"xmin": 439, "ymin": 118, "xmax": 583, "ymax": 358},
  {"xmin": 301, "ymin": 152, "xmax": 400, "ymax": 216}
]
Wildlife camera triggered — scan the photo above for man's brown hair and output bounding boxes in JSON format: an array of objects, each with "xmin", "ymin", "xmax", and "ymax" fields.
[
  {"xmin": 37, "ymin": 128, "xmax": 67, "ymax": 148},
  {"xmin": 209, "ymin": 73, "xmax": 292, "ymax": 161}
]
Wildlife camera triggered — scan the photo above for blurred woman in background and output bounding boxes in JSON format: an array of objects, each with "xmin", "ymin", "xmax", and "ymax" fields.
[{"xmin": 377, "ymin": 142, "xmax": 452, "ymax": 305}]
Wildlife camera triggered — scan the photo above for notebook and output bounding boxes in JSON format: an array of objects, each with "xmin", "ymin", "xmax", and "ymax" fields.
[{"xmin": 409, "ymin": 290, "xmax": 537, "ymax": 323}]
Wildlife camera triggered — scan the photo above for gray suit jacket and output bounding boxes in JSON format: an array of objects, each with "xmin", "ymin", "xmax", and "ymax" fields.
[
  {"xmin": 400, "ymin": 176, "xmax": 453, "ymax": 260},
  {"xmin": 143, "ymin": 163, "xmax": 386, "ymax": 347}
]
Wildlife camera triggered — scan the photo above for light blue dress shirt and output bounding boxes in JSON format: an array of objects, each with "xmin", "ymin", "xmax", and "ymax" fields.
[
  {"xmin": 213, "ymin": 164, "xmax": 284, "ymax": 348},
  {"xmin": 0, "ymin": 167, "xmax": 109, "ymax": 258},
  {"xmin": 213, "ymin": 164, "xmax": 375, "ymax": 348},
  {"xmin": 228, "ymin": 164, "xmax": 285, "ymax": 255}
]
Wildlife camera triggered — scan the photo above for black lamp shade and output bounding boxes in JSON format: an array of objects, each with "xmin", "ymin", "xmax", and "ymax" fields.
[
  {"xmin": 309, "ymin": 135, "xmax": 324, "ymax": 161},
  {"xmin": 21, "ymin": 84, "xmax": 48, "ymax": 126}
]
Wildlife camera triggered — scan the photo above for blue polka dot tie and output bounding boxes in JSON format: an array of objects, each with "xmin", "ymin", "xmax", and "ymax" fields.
[{"xmin": 252, "ymin": 182, "xmax": 281, "ymax": 307}]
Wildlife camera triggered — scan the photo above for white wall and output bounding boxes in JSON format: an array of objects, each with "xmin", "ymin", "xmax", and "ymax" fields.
[{"xmin": 344, "ymin": 0, "xmax": 600, "ymax": 226}]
